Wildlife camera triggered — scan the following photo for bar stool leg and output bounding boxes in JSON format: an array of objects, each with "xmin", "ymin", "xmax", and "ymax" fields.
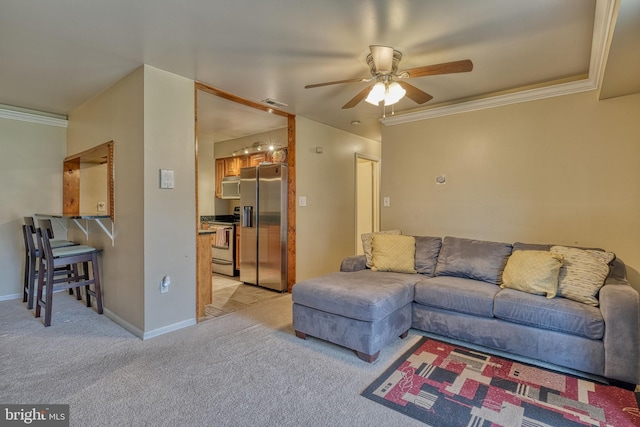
[
  {"xmin": 44, "ymin": 263, "xmax": 55, "ymax": 327},
  {"xmin": 34, "ymin": 260, "xmax": 44, "ymax": 319},
  {"xmin": 23, "ymin": 252, "xmax": 30, "ymax": 303},
  {"xmin": 92, "ymin": 253, "xmax": 103, "ymax": 314},
  {"xmin": 80, "ymin": 261, "xmax": 91, "ymax": 308}
]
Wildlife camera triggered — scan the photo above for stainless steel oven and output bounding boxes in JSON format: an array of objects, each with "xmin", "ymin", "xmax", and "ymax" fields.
[{"xmin": 209, "ymin": 222, "xmax": 236, "ymax": 276}]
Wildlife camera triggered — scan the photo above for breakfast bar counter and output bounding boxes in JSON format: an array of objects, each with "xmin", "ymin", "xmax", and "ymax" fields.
[{"xmin": 36, "ymin": 213, "xmax": 114, "ymax": 245}]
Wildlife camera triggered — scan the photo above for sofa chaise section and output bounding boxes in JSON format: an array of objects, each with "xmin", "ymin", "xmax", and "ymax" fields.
[{"xmin": 292, "ymin": 270, "xmax": 417, "ymax": 362}]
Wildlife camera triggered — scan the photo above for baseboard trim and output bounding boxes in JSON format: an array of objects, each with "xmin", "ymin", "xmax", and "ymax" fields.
[
  {"xmin": 103, "ymin": 309, "xmax": 144, "ymax": 338},
  {"xmin": 142, "ymin": 318, "xmax": 197, "ymax": 340},
  {"xmin": 0, "ymin": 293, "xmax": 22, "ymax": 302},
  {"xmin": 103, "ymin": 308, "xmax": 196, "ymax": 340}
]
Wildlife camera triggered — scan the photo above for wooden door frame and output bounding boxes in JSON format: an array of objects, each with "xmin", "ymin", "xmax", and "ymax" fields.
[{"xmin": 194, "ymin": 82, "xmax": 296, "ymax": 319}]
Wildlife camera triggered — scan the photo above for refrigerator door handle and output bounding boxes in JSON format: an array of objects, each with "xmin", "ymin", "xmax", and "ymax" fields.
[{"xmin": 242, "ymin": 206, "xmax": 254, "ymax": 227}]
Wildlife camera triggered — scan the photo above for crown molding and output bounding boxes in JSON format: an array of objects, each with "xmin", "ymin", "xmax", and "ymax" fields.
[
  {"xmin": 382, "ymin": 0, "xmax": 616, "ymax": 126},
  {"xmin": 0, "ymin": 108, "xmax": 68, "ymax": 128}
]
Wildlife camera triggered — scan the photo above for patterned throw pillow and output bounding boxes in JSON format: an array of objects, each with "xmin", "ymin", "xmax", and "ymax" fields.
[
  {"xmin": 550, "ymin": 246, "xmax": 615, "ymax": 306},
  {"xmin": 500, "ymin": 250, "xmax": 564, "ymax": 298},
  {"xmin": 371, "ymin": 234, "xmax": 416, "ymax": 274},
  {"xmin": 361, "ymin": 230, "xmax": 401, "ymax": 268}
]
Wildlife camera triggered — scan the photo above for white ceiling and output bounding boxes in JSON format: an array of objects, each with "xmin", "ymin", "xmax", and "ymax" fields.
[{"xmin": 0, "ymin": 0, "xmax": 638, "ymax": 142}]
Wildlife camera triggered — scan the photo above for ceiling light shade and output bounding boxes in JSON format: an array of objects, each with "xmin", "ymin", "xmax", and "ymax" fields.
[
  {"xmin": 365, "ymin": 82, "xmax": 386, "ymax": 105},
  {"xmin": 385, "ymin": 82, "xmax": 406, "ymax": 106},
  {"xmin": 365, "ymin": 81, "xmax": 406, "ymax": 107}
]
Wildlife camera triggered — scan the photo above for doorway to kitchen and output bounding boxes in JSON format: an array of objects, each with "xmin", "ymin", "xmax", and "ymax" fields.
[
  {"xmin": 355, "ymin": 154, "xmax": 380, "ymax": 255},
  {"xmin": 194, "ymin": 82, "xmax": 296, "ymax": 321}
]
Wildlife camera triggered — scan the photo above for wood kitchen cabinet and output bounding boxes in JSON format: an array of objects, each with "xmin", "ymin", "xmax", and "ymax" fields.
[
  {"xmin": 196, "ymin": 232, "xmax": 214, "ymax": 319},
  {"xmin": 214, "ymin": 158, "xmax": 225, "ymax": 198},
  {"xmin": 214, "ymin": 152, "xmax": 273, "ymax": 198},
  {"xmin": 224, "ymin": 157, "xmax": 243, "ymax": 176},
  {"xmin": 248, "ymin": 152, "xmax": 267, "ymax": 166}
]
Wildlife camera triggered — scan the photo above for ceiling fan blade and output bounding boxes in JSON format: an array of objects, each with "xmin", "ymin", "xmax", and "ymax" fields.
[
  {"xmin": 401, "ymin": 59, "xmax": 473, "ymax": 78},
  {"xmin": 369, "ymin": 45, "xmax": 394, "ymax": 73},
  {"xmin": 342, "ymin": 86, "xmax": 373, "ymax": 109},
  {"xmin": 397, "ymin": 81, "xmax": 433, "ymax": 104},
  {"xmin": 305, "ymin": 78, "xmax": 369, "ymax": 89}
]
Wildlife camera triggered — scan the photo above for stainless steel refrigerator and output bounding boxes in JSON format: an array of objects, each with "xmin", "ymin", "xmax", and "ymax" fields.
[{"xmin": 239, "ymin": 164, "xmax": 288, "ymax": 291}]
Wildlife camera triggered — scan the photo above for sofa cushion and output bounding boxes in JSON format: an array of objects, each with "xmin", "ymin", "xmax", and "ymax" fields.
[
  {"xmin": 414, "ymin": 276, "xmax": 499, "ymax": 318},
  {"xmin": 551, "ymin": 246, "xmax": 615, "ymax": 306},
  {"xmin": 291, "ymin": 270, "xmax": 417, "ymax": 322},
  {"xmin": 500, "ymin": 250, "xmax": 564, "ymax": 298},
  {"xmin": 494, "ymin": 288, "xmax": 604, "ymax": 340},
  {"xmin": 414, "ymin": 236, "xmax": 442, "ymax": 277},
  {"xmin": 361, "ymin": 230, "xmax": 401, "ymax": 268},
  {"xmin": 434, "ymin": 236, "xmax": 513, "ymax": 285},
  {"xmin": 371, "ymin": 234, "xmax": 416, "ymax": 274}
]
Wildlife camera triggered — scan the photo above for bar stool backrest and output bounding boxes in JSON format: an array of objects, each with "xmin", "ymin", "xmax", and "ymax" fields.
[
  {"xmin": 23, "ymin": 217, "xmax": 39, "ymax": 256},
  {"xmin": 36, "ymin": 219, "xmax": 56, "ymax": 262}
]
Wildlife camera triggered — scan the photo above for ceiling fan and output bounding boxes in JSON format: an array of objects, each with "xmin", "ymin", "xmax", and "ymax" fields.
[{"xmin": 305, "ymin": 45, "xmax": 473, "ymax": 110}]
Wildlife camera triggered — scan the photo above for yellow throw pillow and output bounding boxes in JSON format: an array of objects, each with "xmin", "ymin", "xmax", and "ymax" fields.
[
  {"xmin": 501, "ymin": 250, "xmax": 564, "ymax": 298},
  {"xmin": 361, "ymin": 230, "xmax": 401, "ymax": 268},
  {"xmin": 371, "ymin": 234, "xmax": 416, "ymax": 274}
]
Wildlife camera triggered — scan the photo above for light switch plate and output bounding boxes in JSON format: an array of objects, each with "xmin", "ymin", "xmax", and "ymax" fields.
[
  {"xmin": 298, "ymin": 196, "xmax": 307, "ymax": 207},
  {"xmin": 160, "ymin": 169, "xmax": 174, "ymax": 189}
]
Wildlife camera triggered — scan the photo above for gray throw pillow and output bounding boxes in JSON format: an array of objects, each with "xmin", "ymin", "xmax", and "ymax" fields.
[
  {"xmin": 434, "ymin": 236, "xmax": 513, "ymax": 285},
  {"xmin": 413, "ymin": 236, "xmax": 442, "ymax": 277}
]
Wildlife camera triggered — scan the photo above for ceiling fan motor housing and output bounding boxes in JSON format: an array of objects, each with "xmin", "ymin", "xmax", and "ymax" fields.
[{"xmin": 367, "ymin": 45, "xmax": 402, "ymax": 75}]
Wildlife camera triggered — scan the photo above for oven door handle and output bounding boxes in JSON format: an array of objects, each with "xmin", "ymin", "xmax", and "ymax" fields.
[{"xmin": 212, "ymin": 258, "xmax": 233, "ymax": 266}]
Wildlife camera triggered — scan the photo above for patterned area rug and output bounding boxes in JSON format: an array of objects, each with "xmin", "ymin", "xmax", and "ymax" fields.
[{"xmin": 362, "ymin": 337, "xmax": 640, "ymax": 426}]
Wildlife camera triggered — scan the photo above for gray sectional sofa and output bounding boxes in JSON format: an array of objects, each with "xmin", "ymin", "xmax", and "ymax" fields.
[{"xmin": 292, "ymin": 236, "xmax": 640, "ymax": 385}]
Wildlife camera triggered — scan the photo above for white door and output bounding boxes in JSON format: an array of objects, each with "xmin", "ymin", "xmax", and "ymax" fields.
[{"xmin": 355, "ymin": 155, "xmax": 380, "ymax": 255}]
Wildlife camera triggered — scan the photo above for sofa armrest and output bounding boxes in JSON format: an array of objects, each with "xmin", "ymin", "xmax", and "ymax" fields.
[
  {"xmin": 599, "ymin": 279, "xmax": 640, "ymax": 384},
  {"xmin": 340, "ymin": 255, "xmax": 367, "ymax": 272}
]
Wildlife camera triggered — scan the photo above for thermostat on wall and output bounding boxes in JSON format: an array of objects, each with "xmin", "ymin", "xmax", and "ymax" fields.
[{"xmin": 160, "ymin": 169, "xmax": 175, "ymax": 189}]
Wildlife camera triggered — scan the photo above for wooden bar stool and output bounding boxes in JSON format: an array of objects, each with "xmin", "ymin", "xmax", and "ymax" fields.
[
  {"xmin": 22, "ymin": 217, "xmax": 77, "ymax": 309},
  {"xmin": 35, "ymin": 219, "xmax": 103, "ymax": 327}
]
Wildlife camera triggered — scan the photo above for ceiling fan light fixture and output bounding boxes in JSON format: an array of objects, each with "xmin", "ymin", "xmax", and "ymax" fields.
[
  {"xmin": 385, "ymin": 82, "xmax": 406, "ymax": 106},
  {"xmin": 365, "ymin": 82, "xmax": 386, "ymax": 105},
  {"xmin": 365, "ymin": 81, "xmax": 406, "ymax": 106}
]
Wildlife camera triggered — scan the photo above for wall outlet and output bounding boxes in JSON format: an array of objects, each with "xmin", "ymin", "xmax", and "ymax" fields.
[
  {"xmin": 160, "ymin": 275, "xmax": 171, "ymax": 294},
  {"xmin": 97, "ymin": 201, "xmax": 106, "ymax": 212}
]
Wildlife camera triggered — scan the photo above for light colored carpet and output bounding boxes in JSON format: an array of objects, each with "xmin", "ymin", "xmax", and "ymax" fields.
[{"xmin": 0, "ymin": 292, "xmax": 425, "ymax": 427}]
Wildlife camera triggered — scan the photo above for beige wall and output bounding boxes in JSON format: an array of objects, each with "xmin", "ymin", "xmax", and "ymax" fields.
[
  {"xmin": 197, "ymin": 133, "xmax": 216, "ymax": 215},
  {"xmin": 67, "ymin": 65, "xmax": 196, "ymax": 337},
  {"xmin": 67, "ymin": 67, "xmax": 146, "ymax": 331},
  {"xmin": 381, "ymin": 91, "xmax": 640, "ymax": 290},
  {"xmin": 143, "ymin": 66, "xmax": 196, "ymax": 333},
  {"xmin": 295, "ymin": 117, "xmax": 381, "ymax": 281},
  {"xmin": 0, "ymin": 117, "xmax": 67, "ymax": 299}
]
